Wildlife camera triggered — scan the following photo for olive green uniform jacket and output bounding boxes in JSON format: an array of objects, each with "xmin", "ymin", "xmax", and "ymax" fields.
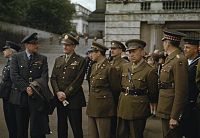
[
  {"xmin": 50, "ymin": 52, "xmax": 86, "ymax": 109},
  {"xmin": 110, "ymin": 55, "xmax": 129, "ymax": 104},
  {"xmin": 86, "ymin": 58, "xmax": 121, "ymax": 117},
  {"xmin": 157, "ymin": 49, "xmax": 188, "ymax": 120},
  {"xmin": 118, "ymin": 60, "xmax": 158, "ymax": 120}
]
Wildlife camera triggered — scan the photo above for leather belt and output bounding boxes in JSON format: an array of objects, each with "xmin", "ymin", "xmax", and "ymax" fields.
[
  {"xmin": 121, "ymin": 88, "xmax": 147, "ymax": 96},
  {"xmin": 158, "ymin": 82, "xmax": 174, "ymax": 89}
]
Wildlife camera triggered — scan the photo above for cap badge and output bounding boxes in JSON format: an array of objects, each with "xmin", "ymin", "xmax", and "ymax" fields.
[{"xmin": 64, "ymin": 35, "xmax": 68, "ymax": 39}]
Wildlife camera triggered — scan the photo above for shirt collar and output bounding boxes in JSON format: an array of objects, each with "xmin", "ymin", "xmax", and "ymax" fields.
[{"xmin": 25, "ymin": 49, "xmax": 32, "ymax": 58}]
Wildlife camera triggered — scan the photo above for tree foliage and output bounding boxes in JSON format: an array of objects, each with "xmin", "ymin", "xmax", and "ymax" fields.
[{"xmin": 0, "ymin": 0, "xmax": 75, "ymax": 34}]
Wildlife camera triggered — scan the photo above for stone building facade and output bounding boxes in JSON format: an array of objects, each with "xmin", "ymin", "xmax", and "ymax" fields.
[
  {"xmin": 71, "ymin": 4, "xmax": 91, "ymax": 35},
  {"xmin": 89, "ymin": 0, "xmax": 200, "ymax": 52}
]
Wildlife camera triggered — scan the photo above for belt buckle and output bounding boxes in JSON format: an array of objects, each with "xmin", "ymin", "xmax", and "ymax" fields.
[
  {"xmin": 125, "ymin": 87, "xmax": 129, "ymax": 96},
  {"xmin": 171, "ymin": 83, "xmax": 174, "ymax": 88},
  {"xmin": 29, "ymin": 77, "xmax": 32, "ymax": 83},
  {"xmin": 134, "ymin": 92, "xmax": 138, "ymax": 97}
]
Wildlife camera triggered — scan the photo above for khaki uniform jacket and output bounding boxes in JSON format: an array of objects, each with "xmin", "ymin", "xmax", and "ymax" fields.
[
  {"xmin": 110, "ymin": 56, "xmax": 129, "ymax": 104},
  {"xmin": 157, "ymin": 49, "xmax": 188, "ymax": 120},
  {"xmin": 50, "ymin": 52, "xmax": 86, "ymax": 109},
  {"xmin": 86, "ymin": 58, "xmax": 121, "ymax": 117},
  {"xmin": 118, "ymin": 60, "xmax": 158, "ymax": 120},
  {"xmin": 110, "ymin": 56, "xmax": 129, "ymax": 75}
]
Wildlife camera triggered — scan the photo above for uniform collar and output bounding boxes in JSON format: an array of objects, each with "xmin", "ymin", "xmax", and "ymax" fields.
[
  {"xmin": 167, "ymin": 49, "xmax": 181, "ymax": 60},
  {"xmin": 111, "ymin": 55, "xmax": 121, "ymax": 63},
  {"xmin": 132, "ymin": 58, "xmax": 144, "ymax": 69}
]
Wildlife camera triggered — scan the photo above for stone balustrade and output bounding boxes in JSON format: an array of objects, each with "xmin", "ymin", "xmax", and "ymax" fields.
[{"xmin": 106, "ymin": 0, "xmax": 200, "ymax": 13}]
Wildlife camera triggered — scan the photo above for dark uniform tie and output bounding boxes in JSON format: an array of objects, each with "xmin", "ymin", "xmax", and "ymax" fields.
[{"xmin": 28, "ymin": 54, "xmax": 33, "ymax": 66}]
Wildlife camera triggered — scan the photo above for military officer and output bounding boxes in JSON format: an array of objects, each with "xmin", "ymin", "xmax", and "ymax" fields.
[
  {"xmin": 195, "ymin": 40, "xmax": 200, "ymax": 138},
  {"xmin": 86, "ymin": 42, "xmax": 121, "ymax": 138},
  {"xmin": 10, "ymin": 33, "xmax": 51, "ymax": 138},
  {"xmin": 117, "ymin": 39, "xmax": 158, "ymax": 138},
  {"xmin": 85, "ymin": 49, "xmax": 95, "ymax": 89},
  {"xmin": 0, "ymin": 41, "xmax": 21, "ymax": 138},
  {"xmin": 50, "ymin": 34, "xmax": 86, "ymax": 138},
  {"xmin": 109, "ymin": 40, "xmax": 129, "ymax": 138},
  {"xmin": 156, "ymin": 30, "xmax": 188, "ymax": 138},
  {"xmin": 180, "ymin": 38, "xmax": 200, "ymax": 138}
]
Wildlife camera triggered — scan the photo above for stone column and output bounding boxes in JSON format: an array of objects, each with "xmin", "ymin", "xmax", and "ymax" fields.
[
  {"xmin": 88, "ymin": 0, "xmax": 106, "ymax": 39},
  {"xmin": 96, "ymin": 0, "xmax": 106, "ymax": 11},
  {"xmin": 148, "ymin": 23, "xmax": 164, "ymax": 52}
]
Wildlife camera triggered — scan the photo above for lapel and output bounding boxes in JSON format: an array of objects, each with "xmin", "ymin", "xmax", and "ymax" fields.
[
  {"xmin": 90, "ymin": 59, "xmax": 108, "ymax": 77},
  {"xmin": 163, "ymin": 49, "xmax": 181, "ymax": 66},
  {"xmin": 132, "ymin": 61, "xmax": 146, "ymax": 74},
  {"xmin": 6, "ymin": 60, "xmax": 11, "ymax": 66},
  {"xmin": 22, "ymin": 51, "xmax": 29, "ymax": 67}
]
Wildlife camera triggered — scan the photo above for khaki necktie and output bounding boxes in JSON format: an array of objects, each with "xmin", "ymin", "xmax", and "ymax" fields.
[
  {"xmin": 96, "ymin": 63, "xmax": 100, "ymax": 71},
  {"xmin": 132, "ymin": 63, "xmax": 136, "ymax": 71},
  {"xmin": 65, "ymin": 55, "xmax": 70, "ymax": 63}
]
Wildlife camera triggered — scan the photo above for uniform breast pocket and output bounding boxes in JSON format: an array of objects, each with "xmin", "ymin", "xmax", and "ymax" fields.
[
  {"xmin": 132, "ymin": 76, "xmax": 146, "ymax": 89},
  {"xmin": 32, "ymin": 64, "xmax": 42, "ymax": 70},
  {"xmin": 121, "ymin": 73, "xmax": 129, "ymax": 85},
  {"xmin": 67, "ymin": 65, "xmax": 77, "ymax": 70},
  {"xmin": 32, "ymin": 64, "xmax": 43, "ymax": 75},
  {"xmin": 66, "ymin": 65, "xmax": 78, "ymax": 77},
  {"xmin": 95, "ymin": 76, "xmax": 107, "ymax": 86},
  {"xmin": 19, "ymin": 64, "xmax": 28, "ymax": 74},
  {"xmin": 160, "ymin": 66, "xmax": 172, "ymax": 82}
]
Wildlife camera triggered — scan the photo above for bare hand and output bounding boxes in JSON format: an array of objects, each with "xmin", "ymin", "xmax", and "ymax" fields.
[
  {"xmin": 26, "ymin": 86, "xmax": 33, "ymax": 96},
  {"xmin": 150, "ymin": 103, "xmax": 157, "ymax": 115},
  {"xmin": 169, "ymin": 118, "xmax": 179, "ymax": 129},
  {"xmin": 57, "ymin": 91, "xmax": 66, "ymax": 102}
]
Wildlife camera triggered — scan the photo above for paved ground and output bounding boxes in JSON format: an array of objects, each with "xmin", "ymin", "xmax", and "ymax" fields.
[{"xmin": 0, "ymin": 80, "xmax": 163, "ymax": 138}]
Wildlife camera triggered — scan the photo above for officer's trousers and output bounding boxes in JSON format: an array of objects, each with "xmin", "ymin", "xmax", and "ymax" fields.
[
  {"xmin": 88, "ymin": 116, "xmax": 111, "ymax": 138},
  {"xmin": 14, "ymin": 105, "xmax": 29, "ymax": 138},
  {"xmin": 2, "ymin": 99, "xmax": 17, "ymax": 138},
  {"xmin": 57, "ymin": 104, "xmax": 83, "ymax": 138},
  {"xmin": 161, "ymin": 119, "xmax": 182, "ymax": 138},
  {"xmin": 116, "ymin": 117, "xmax": 146, "ymax": 138},
  {"xmin": 111, "ymin": 116, "xmax": 117, "ymax": 138},
  {"xmin": 180, "ymin": 104, "xmax": 198, "ymax": 138}
]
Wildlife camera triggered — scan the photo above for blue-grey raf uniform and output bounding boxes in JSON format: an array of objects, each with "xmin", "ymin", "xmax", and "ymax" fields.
[
  {"xmin": 10, "ymin": 33, "xmax": 51, "ymax": 138},
  {"xmin": 0, "ymin": 41, "xmax": 21, "ymax": 138}
]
